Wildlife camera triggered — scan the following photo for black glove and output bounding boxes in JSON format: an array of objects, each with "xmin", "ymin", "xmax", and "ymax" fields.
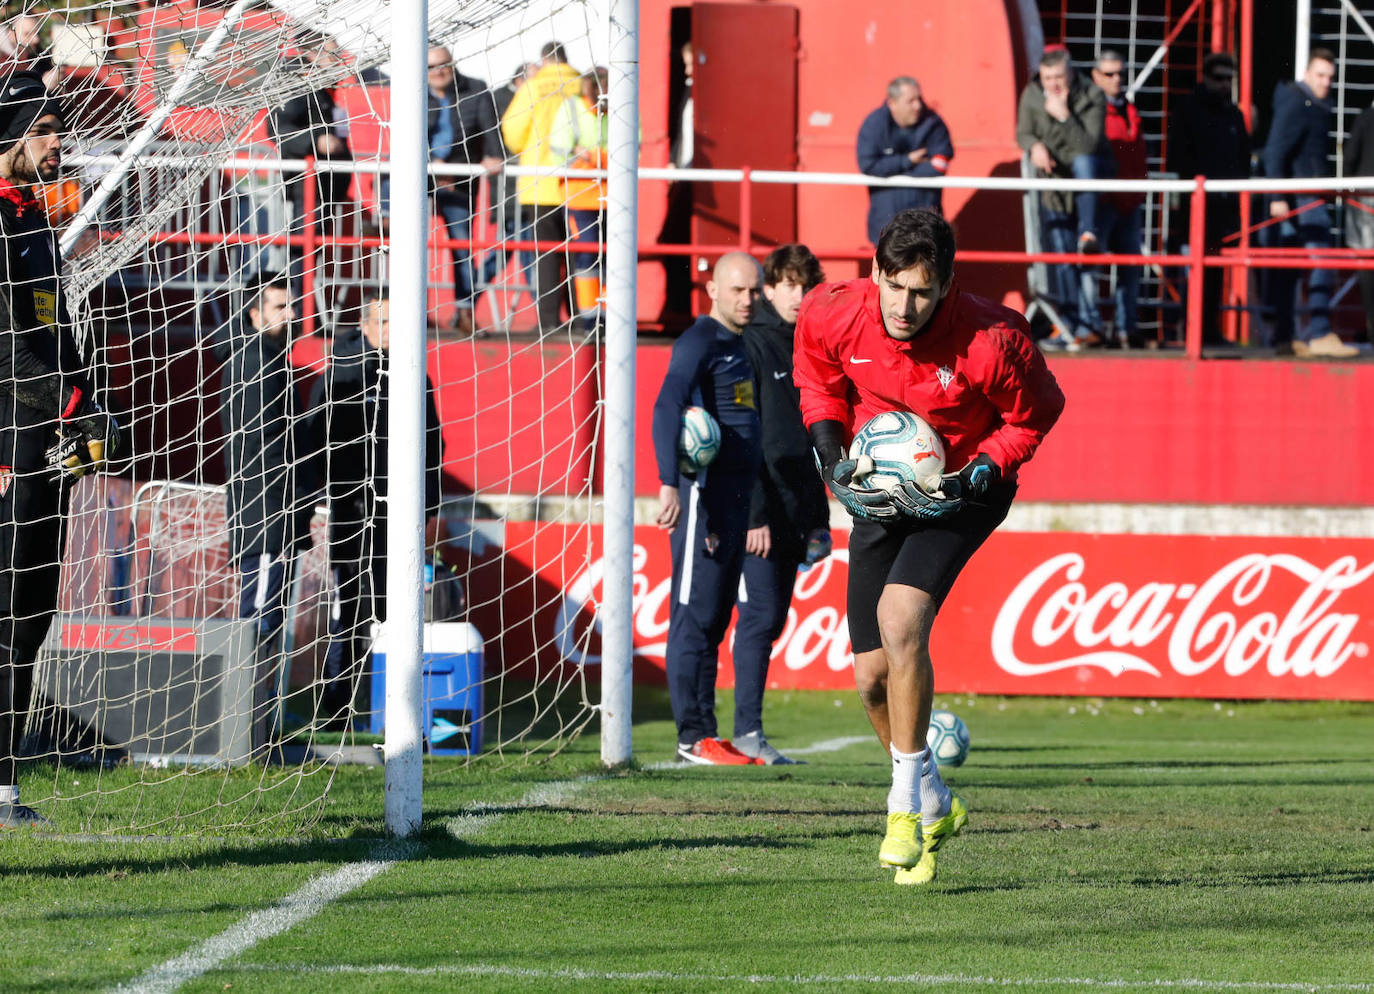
[
  {"xmin": 48, "ymin": 406, "xmax": 121, "ymax": 481},
  {"xmin": 892, "ymin": 479, "xmax": 963, "ymax": 521},
  {"xmin": 940, "ymin": 453, "xmax": 1000, "ymax": 502},
  {"xmin": 810, "ymin": 419, "xmax": 898, "ymax": 522}
]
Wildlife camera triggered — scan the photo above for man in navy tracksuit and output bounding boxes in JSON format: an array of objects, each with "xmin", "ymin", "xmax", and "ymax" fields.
[
  {"xmin": 856, "ymin": 76, "xmax": 954, "ymax": 243},
  {"xmin": 652, "ymin": 252, "xmax": 763, "ymax": 765},
  {"xmin": 732, "ymin": 245, "xmax": 832, "ymax": 765}
]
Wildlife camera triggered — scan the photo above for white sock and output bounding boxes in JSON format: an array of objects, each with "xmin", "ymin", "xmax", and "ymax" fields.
[
  {"xmin": 920, "ymin": 749, "xmax": 952, "ymax": 824},
  {"xmin": 0, "ymin": 784, "xmax": 17, "ymax": 805},
  {"xmin": 887, "ymin": 744, "xmax": 923, "ymax": 815}
]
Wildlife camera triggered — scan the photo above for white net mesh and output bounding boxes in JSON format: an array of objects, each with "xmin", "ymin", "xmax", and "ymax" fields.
[{"xmin": 2, "ymin": 0, "xmax": 612, "ymax": 835}]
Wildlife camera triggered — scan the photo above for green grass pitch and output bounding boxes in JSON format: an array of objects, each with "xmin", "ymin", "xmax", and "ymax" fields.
[{"xmin": 3, "ymin": 690, "xmax": 1373, "ymax": 993}]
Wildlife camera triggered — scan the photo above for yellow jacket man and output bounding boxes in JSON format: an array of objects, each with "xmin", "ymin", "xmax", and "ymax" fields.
[{"xmin": 501, "ymin": 42, "xmax": 583, "ymax": 334}]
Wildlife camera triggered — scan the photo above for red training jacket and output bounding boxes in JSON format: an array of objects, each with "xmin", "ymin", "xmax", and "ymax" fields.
[
  {"xmin": 793, "ymin": 278, "xmax": 1065, "ymax": 481},
  {"xmin": 1105, "ymin": 97, "xmax": 1148, "ymax": 212}
]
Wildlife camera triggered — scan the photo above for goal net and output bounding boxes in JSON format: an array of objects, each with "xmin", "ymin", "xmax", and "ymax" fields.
[{"xmin": 3, "ymin": 0, "xmax": 617, "ymax": 836}]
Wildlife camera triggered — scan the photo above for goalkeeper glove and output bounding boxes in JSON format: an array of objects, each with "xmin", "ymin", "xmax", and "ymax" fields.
[
  {"xmin": 810, "ymin": 419, "xmax": 898, "ymax": 522},
  {"xmin": 940, "ymin": 453, "xmax": 1000, "ymax": 502},
  {"xmin": 892, "ymin": 479, "xmax": 963, "ymax": 521},
  {"xmin": 49, "ymin": 406, "xmax": 121, "ymax": 481}
]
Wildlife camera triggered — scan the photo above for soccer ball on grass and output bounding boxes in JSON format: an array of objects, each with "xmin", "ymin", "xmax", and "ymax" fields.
[
  {"xmin": 926, "ymin": 709, "xmax": 970, "ymax": 766},
  {"xmin": 849, "ymin": 410, "xmax": 946, "ymax": 496}
]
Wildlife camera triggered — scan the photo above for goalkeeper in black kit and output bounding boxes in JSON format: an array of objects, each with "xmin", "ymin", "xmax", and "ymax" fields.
[{"xmin": 0, "ymin": 74, "xmax": 119, "ymax": 828}]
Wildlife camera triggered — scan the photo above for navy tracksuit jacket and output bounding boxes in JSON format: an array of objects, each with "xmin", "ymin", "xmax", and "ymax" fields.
[{"xmin": 651, "ymin": 315, "xmax": 762, "ymax": 745}]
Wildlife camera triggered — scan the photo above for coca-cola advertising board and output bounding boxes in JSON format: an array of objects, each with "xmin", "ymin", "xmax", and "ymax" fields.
[{"xmin": 479, "ymin": 524, "xmax": 1374, "ymax": 700}]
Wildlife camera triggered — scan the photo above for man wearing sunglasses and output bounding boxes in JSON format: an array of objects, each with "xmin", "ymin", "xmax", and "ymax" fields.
[{"xmin": 1089, "ymin": 50, "xmax": 1147, "ymax": 348}]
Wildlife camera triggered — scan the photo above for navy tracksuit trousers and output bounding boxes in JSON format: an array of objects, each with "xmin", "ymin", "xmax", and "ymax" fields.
[
  {"xmin": 731, "ymin": 548, "xmax": 803, "ymax": 738},
  {"xmin": 665, "ymin": 474, "xmax": 749, "ymax": 746}
]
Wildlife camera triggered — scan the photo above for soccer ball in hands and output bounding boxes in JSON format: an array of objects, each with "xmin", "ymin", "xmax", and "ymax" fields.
[
  {"xmin": 678, "ymin": 406, "xmax": 722, "ymax": 474},
  {"xmin": 849, "ymin": 411, "xmax": 946, "ymax": 496},
  {"xmin": 926, "ymin": 709, "xmax": 970, "ymax": 767}
]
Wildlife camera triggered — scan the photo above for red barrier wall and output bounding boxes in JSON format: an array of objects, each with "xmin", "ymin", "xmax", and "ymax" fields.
[
  {"xmin": 476, "ymin": 523, "xmax": 1374, "ymax": 701},
  {"xmin": 629, "ymin": 348, "xmax": 1374, "ymax": 505}
]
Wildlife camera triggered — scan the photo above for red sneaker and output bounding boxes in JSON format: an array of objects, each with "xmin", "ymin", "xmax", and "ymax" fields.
[{"xmin": 677, "ymin": 737, "xmax": 764, "ymax": 765}]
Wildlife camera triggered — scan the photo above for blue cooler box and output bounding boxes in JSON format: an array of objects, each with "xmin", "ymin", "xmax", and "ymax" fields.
[{"xmin": 369, "ymin": 622, "xmax": 484, "ymax": 755}]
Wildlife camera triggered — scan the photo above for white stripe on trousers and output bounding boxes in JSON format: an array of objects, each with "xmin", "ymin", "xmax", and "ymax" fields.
[{"xmin": 677, "ymin": 485, "xmax": 700, "ymax": 606}]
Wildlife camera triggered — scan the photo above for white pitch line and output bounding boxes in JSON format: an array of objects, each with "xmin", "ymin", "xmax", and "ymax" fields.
[
  {"xmin": 108, "ymin": 842, "xmax": 417, "ymax": 994},
  {"xmin": 223, "ymin": 962, "xmax": 1374, "ymax": 992},
  {"xmin": 789, "ymin": 734, "xmax": 873, "ymax": 755},
  {"xmin": 110, "ymin": 780, "xmax": 586, "ymax": 994}
]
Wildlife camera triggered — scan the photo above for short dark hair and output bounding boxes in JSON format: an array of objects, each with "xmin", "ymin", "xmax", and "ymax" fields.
[
  {"xmin": 247, "ymin": 272, "xmax": 290, "ymax": 314},
  {"xmin": 541, "ymin": 41, "xmax": 567, "ymax": 64},
  {"xmin": 874, "ymin": 209, "xmax": 956, "ymax": 286},
  {"xmin": 1202, "ymin": 52, "xmax": 1235, "ymax": 79},
  {"xmin": 1039, "ymin": 47, "xmax": 1071, "ymax": 71},
  {"xmin": 762, "ymin": 243, "xmax": 824, "ymax": 290},
  {"xmin": 1309, "ymin": 47, "xmax": 1336, "ymax": 68}
]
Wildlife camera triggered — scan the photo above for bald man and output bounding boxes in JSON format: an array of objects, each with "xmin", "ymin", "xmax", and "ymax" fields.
[{"xmin": 651, "ymin": 252, "xmax": 765, "ymax": 764}]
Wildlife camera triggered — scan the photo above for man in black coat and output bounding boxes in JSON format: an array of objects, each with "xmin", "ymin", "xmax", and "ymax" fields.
[
  {"xmin": 309, "ymin": 293, "xmax": 445, "ymax": 728},
  {"xmin": 1344, "ymin": 101, "xmax": 1374, "ymax": 340},
  {"xmin": 213, "ymin": 274, "xmax": 319, "ymax": 668},
  {"xmin": 1167, "ymin": 53, "xmax": 1251, "ymax": 345},
  {"xmin": 732, "ymin": 245, "xmax": 832, "ymax": 765},
  {"xmin": 421, "ymin": 45, "xmax": 504, "ymax": 336},
  {"xmin": 267, "ymin": 35, "xmax": 352, "ymax": 278},
  {"xmin": 0, "ymin": 75, "xmax": 119, "ymax": 827},
  {"xmin": 1261, "ymin": 48, "xmax": 1355, "ymax": 357}
]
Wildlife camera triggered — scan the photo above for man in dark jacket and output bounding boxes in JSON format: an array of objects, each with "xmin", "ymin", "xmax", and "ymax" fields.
[
  {"xmin": 310, "ymin": 293, "xmax": 445, "ymax": 728},
  {"xmin": 1167, "ymin": 52, "xmax": 1251, "ymax": 345},
  {"xmin": 1343, "ymin": 101, "xmax": 1374, "ymax": 339},
  {"xmin": 857, "ymin": 77, "xmax": 954, "ymax": 243},
  {"xmin": 1261, "ymin": 48, "xmax": 1354, "ymax": 357},
  {"xmin": 214, "ymin": 274, "xmax": 318, "ymax": 668},
  {"xmin": 267, "ymin": 35, "xmax": 352, "ymax": 278},
  {"xmin": 423, "ymin": 46, "xmax": 503, "ymax": 337},
  {"xmin": 1016, "ymin": 46, "xmax": 1111, "ymax": 348},
  {"xmin": 0, "ymin": 75, "xmax": 119, "ymax": 828},
  {"xmin": 733, "ymin": 245, "xmax": 832, "ymax": 765}
]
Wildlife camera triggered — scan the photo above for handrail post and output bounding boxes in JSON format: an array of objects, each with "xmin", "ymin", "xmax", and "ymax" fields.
[
  {"xmin": 1186, "ymin": 175, "xmax": 1207, "ymax": 359},
  {"xmin": 739, "ymin": 166, "xmax": 752, "ymax": 252},
  {"xmin": 302, "ymin": 156, "xmax": 318, "ymax": 338}
]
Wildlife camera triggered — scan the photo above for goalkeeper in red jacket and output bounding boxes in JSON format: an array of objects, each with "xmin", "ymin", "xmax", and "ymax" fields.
[{"xmin": 793, "ymin": 208, "xmax": 1064, "ymax": 885}]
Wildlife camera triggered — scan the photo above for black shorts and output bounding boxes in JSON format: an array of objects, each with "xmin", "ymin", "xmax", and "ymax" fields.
[{"xmin": 846, "ymin": 484, "xmax": 1016, "ymax": 655}]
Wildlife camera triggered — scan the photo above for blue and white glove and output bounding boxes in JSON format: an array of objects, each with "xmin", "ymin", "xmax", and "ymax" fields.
[
  {"xmin": 939, "ymin": 453, "xmax": 1000, "ymax": 502},
  {"xmin": 827, "ymin": 457, "xmax": 900, "ymax": 521},
  {"xmin": 892, "ymin": 479, "xmax": 963, "ymax": 521}
]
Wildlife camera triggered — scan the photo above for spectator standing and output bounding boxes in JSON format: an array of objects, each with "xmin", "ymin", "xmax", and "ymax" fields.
[
  {"xmin": 1261, "ymin": 48, "xmax": 1355, "ymax": 357},
  {"xmin": 1017, "ymin": 46, "xmax": 1110, "ymax": 348},
  {"xmin": 213, "ymin": 275, "xmax": 318, "ymax": 720},
  {"xmin": 0, "ymin": 75, "xmax": 119, "ymax": 828},
  {"xmin": 1166, "ymin": 53, "xmax": 1251, "ymax": 345},
  {"xmin": 659, "ymin": 41, "xmax": 696, "ymax": 324},
  {"xmin": 268, "ymin": 35, "xmax": 353, "ymax": 281},
  {"xmin": 1090, "ymin": 50, "xmax": 1146, "ymax": 348},
  {"xmin": 651, "ymin": 253, "xmax": 764, "ymax": 766},
  {"xmin": 491, "ymin": 63, "xmax": 537, "ymax": 291},
  {"xmin": 501, "ymin": 41, "xmax": 584, "ymax": 336},
  {"xmin": 733, "ymin": 245, "xmax": 832, "ymax": 766},
  {"xmin": 795, "ymin": 209, "xmax": 1064, "ymax": 886},
  {"xmin": 1344, "ymin": 101, "xmax": 1374, "ymax": 342},
  {"xmin": 309, "ymin": 294, "xmax": 445, "ymax": 728},
  {"xmin": 856, "ymin": 76, "xmax": 954, "ymax": 242},
  {"xmin": 421, "ymin": 46, "xmax": 503, "ymax": 338},
  {"xmin": 556, "ymin": 68, "xmax": 607, "ymax": 333}
]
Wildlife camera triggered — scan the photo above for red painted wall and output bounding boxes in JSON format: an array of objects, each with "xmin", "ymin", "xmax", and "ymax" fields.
[
  {"xmin": 431, "ymin": 342, "xmax": 1374, "ymax": 507},
  {"xmin": 636, "ymin": 0, "xmax": 1035, "ymax": 319}
]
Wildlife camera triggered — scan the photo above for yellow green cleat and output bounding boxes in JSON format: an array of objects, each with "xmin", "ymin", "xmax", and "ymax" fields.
[
  {"xmin": 878, "ymin": 811, "xmax": 923, "ymax": 868},
  {"xmin": 893, "ymin": 794, "xmax": 967, "ymax": 886}
]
